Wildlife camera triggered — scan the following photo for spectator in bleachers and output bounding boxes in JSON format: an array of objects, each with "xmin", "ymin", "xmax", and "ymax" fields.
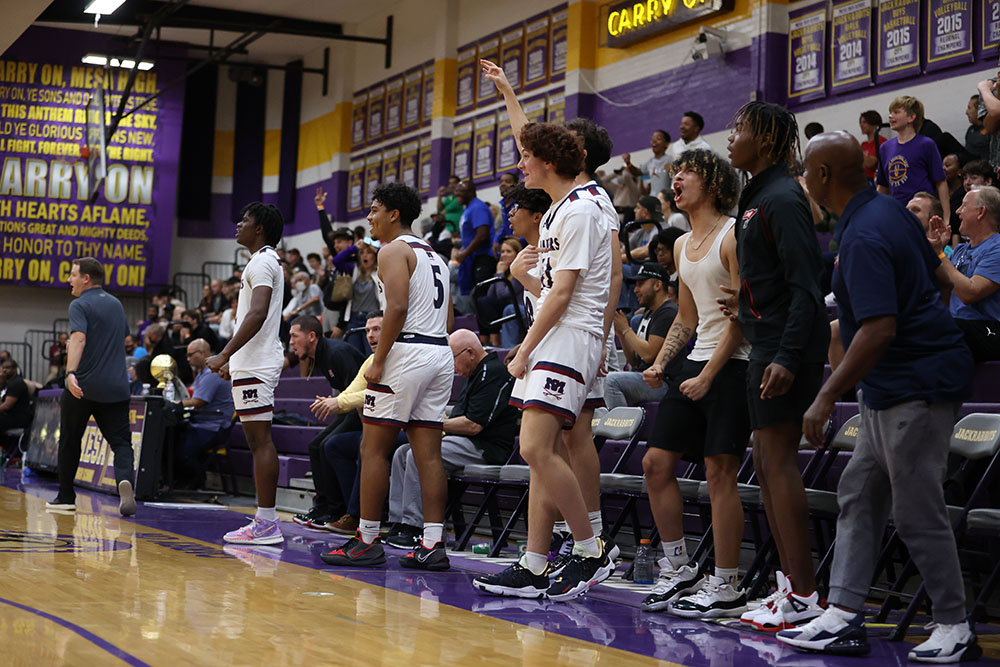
[
  {"xmin": 650, "ymin": 227, "xmax": 685, "ymax": 279},
  {"xmin": 285, "ymin": 315, "xmax": 365, "ymax": 530},
  {"xmin": 218, "ymin": 295, "xmax": 238, "ymax": 342},
  {"xmin": 286, "ymin": 248, "xmax": 308, "ymax": 275},
  {"xmin": 306, "ymin": 253, "xmax": 323, "ymax": 280},
  {"xmin": 174, "ymin": 338, "xmax": 235, "ymax": 487},
  {"xmin": 906, "ymin": 192, "xmax": 952, "ymax": 257},
  {"xmin": 124, "ymin": 333, "xmax": 143, "ymax": 360},
  {"xmin": 0, "ymin": 351, "xmax": 10, "ymax": 365},
  {"xmin": 966, "ymin": 94, "xmax": 990, "ymax": 161},
  {"xmin": 0, "ymin": 359, "xmax": 33, "ymax": 433},
  {"xmin": 929, "ymin": 185, "xmax": 1000, "ymax": 361},
  {"xmin": 44, "ymin": 332, "xmax": 68, "ymax": 385},
  {"xmin": 623, "ymin": 129, "xmax": 672, "ymax": 196},
  {"xmin": 943, "ymin": 153, "xmax": 965, "ymax": 237},
  {"xmin": 494, "ymin": 171, "xmax": 520, "ymax": 248},
  {"xmin": 605, "ymin": 262, "xmax": 678, "ymax": 409},
  {"xmin": 155, "ymin": 286, "xmax": 186, "ymax": 319},
  {"xmin": 803, "ymin": 121, "xmax": 824, "ymax": 140},
  {"xmin": 385, "ymin": 330, "xmax": 517, "ymax": 548},
  {"xmin": 282, "ymin": 271, "xmax": 323, "ymax": 322},
  {"xmin": 858, "ymin": 110, "xmax": 886, "ymax": 183},
  {"xmin": 668, "ymin": 111, "xmax": 712, "ymax": 161},
  {"xmin": 876, "ymin": 96, "xmax": 950, "ymax": 230},
  {"xmin": 454, "ymin": 179, "xmax": 496, "ymax": 307},
  {"xmin": 334, "ymin": 241, "xmax": 380, "ymax": 355},
  {"xmin": 180, "ymin": 309, "xmax": 221, "ymax": 353},
  {"xmin": 624, "ymin": 195, "xmax": 663, "ymax": 263},
  {"xmin": 609, "ymin": 164, "xmax": 641, "ymax": 211},
  {"xmin": 136, "ymin": 305, "xmax": 158, "ymax": 339},
  {"xmin": 786, "ymin": 131, "xmax": 978, "ymax": 662},
  {"xmin": 436, "ymin": 175, "xmax": 463, "ymax": 233},
  {"xmin": 499, "ymin": 184, "xmax": 552, "ymax": 347},
  {"xmin": 136, "ymin": 323, "xmax": 193, "ymax": 385},
  {"xmin": 962, "ymin": 158, "xmax": 995, "ymax": 194},
  {"xmin": 476, "ymin": 237, "xmax": 524, "ymax": 347}
]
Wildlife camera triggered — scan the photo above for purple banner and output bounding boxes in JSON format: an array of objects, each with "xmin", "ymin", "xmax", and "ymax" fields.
[
  {"xmin": 496, "ymin": 111, "xmax": 518, "ymax": 173},
  {"xmin": 550, "ymin": 7, "xmax": 569, "ymax": 82},
  {"xmin": 501, "ymin": 26, "xmax": 525, "ymax": 93},
  {"xmin": 418, "ymin": 135, "xmax": 433, "ymax": 195},
  {"xmin": 547, "ymin": 91, "xmax": 566, "ymax": 124},
  {"xmin": 75, "ymin": 401, "xmax": 145, "ymax": 493},
  {"xmin": 523, "ymin": 95, "xmax": 547, "ymax": 124},
  {"xmin": 877, "ymin": 0, "xmax": 921, "ymax": 82},
  {"xmin": 983, "ymin": 0, "xmax": 1000, "ymax": 54},
  {"xmin": 456, "ymin": 45, "xmax": 477, "ymax": 114},
  {"xmin": 347, "ymin": 159, "xmax": 365, "ymax": 213},
  {"xmin": 382, "ymin": 145, "xmax": 400, "ymax": 184},
  {"xmin": 452, "ymin": 122, "xmax": 473, "ymax": 181},
  {"xmin": 400, "ymin": 140, "xmax": 419, "ymax": 190},
  {"xmin": 473, "ymin": 114, "xmax": 496, "ymax": 182},
  {"xmin": 831, "ymin": 0, "xmax": 873, "ymax": 92},
  {"xmin": 421, "ymin": 62, "xmax": 435, "ymax": 126},
  {"xmin": 0, "ymin": 27, "xmax": 182, "ymax": 292},
  {"xmin": 352, "ymin": 90, "xmax": 368, "ymax": 149},
  {"xmin": 477, "ymin": 35, "xmax": 501, "ymax": 107},
  {"xmin": 364, "ymin": 153, "xmax": 382, "ymax": 206},
  {"xmin": 367, "ymin": 83, "xmax": 385, "ymax": 142},
  {"xmin": 788, "ymin": 1, "xmax": 828, "ymax": 103},
  {"xmin": 926, "ymin": 0, "xmax": 974, "ymax": 70},
  {"xmin": 384, "ymin": 76, "xmax": 403, "ymax": 136},
  {"xmin": 402, "ymin": 68, "xmax": 423, "ymax": 131},
  {"xmin": 524, "ymin": 13, "xmax": 550, "ymax": 90}
]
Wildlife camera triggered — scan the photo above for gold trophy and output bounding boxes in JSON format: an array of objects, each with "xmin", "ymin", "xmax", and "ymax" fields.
[{"xmin": 150, "ymin": 354, "xmax": 177, "ymax": 391}]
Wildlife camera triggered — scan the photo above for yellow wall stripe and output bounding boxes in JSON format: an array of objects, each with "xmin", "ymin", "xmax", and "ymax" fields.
[
  {"xmin": 263, "ymin": 129, "xmax": 282, "ymax": 177},
  {"xmin": 434, "ymin": 58, "xmax": 456, "ymax": 120},
  {"xmin": 212, "ymin": 130, "xmax": 234, "ymax": 179},
  {"xmin": 296, "ymin": 101, "xmax": 353, "ymax": 172}
]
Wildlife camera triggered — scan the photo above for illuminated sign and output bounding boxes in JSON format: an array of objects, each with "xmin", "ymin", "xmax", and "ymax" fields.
[{"xmin": 602, "ymin": 0, "xmax": 734, "ymax": 47}]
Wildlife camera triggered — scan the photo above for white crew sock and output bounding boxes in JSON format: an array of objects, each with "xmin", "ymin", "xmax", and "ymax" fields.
[
  {"xmin": 359, "ymin": 518, "xmax": 380, "ymax": 544},
  {"xmin": 256, "ymin": 507, "xmax": 277, "ymax": 522},
  {"xmin": 662, "ymin": 538, "xmax": 688, "ymax": 569},
  {"xmin": 553, "ymin": 520, "xmax": 570, "ymax": 535},
  {"xmin": 715, "ymin": 566, "xmax": 739, "ymax": 585},
  {"xmin": 520, "ymin": 551, "xmax": 548, "ymax": 575},
  {"xmin": 588, "ymin": 510, "xmax": 603, "ymax": 537},
  {"xmin": 572, "ymin": 535, "xmax": 601, "ymax": 558},
  {"xmin": 422, "ymin": 522, "xmax": 443, "ymax": 549}
]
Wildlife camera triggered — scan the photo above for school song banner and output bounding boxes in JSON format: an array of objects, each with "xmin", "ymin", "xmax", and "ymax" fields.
[
  {"xmin": 926, "ymin": 0, "xmax": 974, "ymax": 70},
  {"xmin": 501, "ymin": 26, "xmax": 525, "ymax": 93},
  {"xmin": 983, "ymin": 0, "xmax": 1000, "ymax": 55},
  {"xmin": 523, "ymin": 95, "xmax": 547, "ymax": 124},
  {"xmin": 400, "ymin": 140, "xmax": 419, "ymax": 190},
  {"xmin": 547, "ymin": 91, "xmax": 566, "ymax": 124},
  {"xmin": 496, "ymin": 111, "xmax": 519, "ymax": 173},
  {"xmin": 347, "ymin": 158, "xmax": 365, "ymax": 213},
  {"xmin": 877, "ymin": 0, "xmax": 921, "ymax": 82},
  {"xmin": 418, "ymin": 134, "xmax": 433, "ymax": 195},
  {"xmin": 402, "ymin": 68, "xmax": 423, "ymax": 132},
  {"xmin": 550, "ymin": 7, "xmax": 569, "ymax": 82},
  {"xmin": 367, "ymin": 83, "xmax": 385, "ymax": 142},
  {"xmin": 831, "ymin": 0, "xmax": 873, "ymax": 92},
  {"xmin": 364, "ymin": 152, "xmax": 382, "ymax": 206},
  {"xmin": 456, "ymin": 45, "xmax": 477, "ymax": 114},
  {"xmin": 384, "ymin": 76, "xmax": 403, "ymax": 136},
  {"xmin": 0, "ymin": 27, "xmax": 183, "ymax": 292},
  {"xmin": 352, "ymin": 90, "xmax": 368, "ymax": 149},
  {"xmin": 452, "ymin": 122, "xmax": 473, "ymax": 181},
  {"xmin": 473, "ymin": 114, "xmax": 496, "ymax": 182},
  {"xmin": 477, "ymin": 35, "xmax": 501, "ymax": 107},
  {"xmin": 788, "ymin": 1, "xmax": 828, "ymax": 103},
  {"xmin": 382, "ymin": 145, "xmax": 400, "ymax": 184},
  {"xmin": 524, "ymin": 13, "xmax": 550, "ymax": 90},
  {"xmin": 421, "ymin": 61, "xmax": 435, "ymax": 125}
]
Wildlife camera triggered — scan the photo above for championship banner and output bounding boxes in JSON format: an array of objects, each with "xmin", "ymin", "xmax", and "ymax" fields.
[
  {"xmin": 983, "ymin": 0, "xmax": 1000, "ymax": 54},
  {"xmin": 501, "ymin": 26, "xmax": 525, "ymax": 93},
  {"xmin": 877, "ymin": 0, "xmax": 921, "ymax": 82},
  {"xmin": 496, "ymin": 111, "xmax": 519, "ymax": 173},
  {"xmin": 0, "ymin": 27, "xmax": 184, "ymax": 291},
  {"xmin": 421, "ymin": 61, "xmax": 435, "ymax": 125},
  {"xmin": 456, "ymin": 45, "xmax": 477, "ymax": 114},
  {"xmin": 477, "ymin": 35, "xmax": 501, "ymax": 107},
  {"xmin": 831, "ymin": 0, "xmax": 873, "ymax": 92},
  {"xmin": 550, "ymin": 7, "xmax": 569, "ymax": 82},
  {"xmin": 364, "ymin": 152, "xmax": 382, "ymax": 206},
  {"xmin": 384, "ymin": 76, "xmax": 404, "ymax": 136},
  {"xmin": 367, "ymin": 83, "xmax": 385, "ymax": 142},
  {"xmin": 382, "ymin": 145, "xmax": 400, "ymax": 184},
  {"xmin": 547, "ymin": 91, "xmax": 566, "ymax": 124},
  {"xmin": 347, "ymin": 158, "xmax": 365, "ymax": 213},
  {"xmin": 75, "ymin": 401, "xmax": 145, "ymax": 493},
  {"xmin": 400, "ymin": 139, "xmax": 419, "ymax": 190},
  {"xmin": 523, "ymin": 95, "xmax": 547, "ymax": 124},
  {"xmin": 352, "ymin": 90, "xmax": 369, "ymax": 149},
  {"xmin": 418, "ymin": 134, "xmax": 433, "ymax": 195},
  {"xmin": 452, "ymin": 121, "xmax": 473, "ymax": 181},
  {"xmin": 473, "ymin": 114, "xmax": 497, "ymax": 182},
  {"xmin": 788, "ymin": 1, "xmax": 828, "ymax": 103},
  {"xmin": 524, "ymin": 13, "xmax": 550, "ymax": 90},
  {"xmin": 926, "ymin": 0, "xmax": 974, "ymax": 70},
  {"xmin": 402, "ymin": 68, "xmax": 423, "ymax": 131}
]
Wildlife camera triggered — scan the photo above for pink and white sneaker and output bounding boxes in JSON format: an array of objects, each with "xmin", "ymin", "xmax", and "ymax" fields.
[{"xmin": 223, "ymin": 517, "xmax": 284, "ymax": 545}]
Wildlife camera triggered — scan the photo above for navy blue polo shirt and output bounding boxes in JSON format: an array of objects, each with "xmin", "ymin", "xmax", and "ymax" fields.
[
  {"xmin": 68, "ymin": 286, "xmax": 130, "ymax": 403},
  {"xmin": 832, "ymin": 187, "xmax": 972, "ymax": 410}
]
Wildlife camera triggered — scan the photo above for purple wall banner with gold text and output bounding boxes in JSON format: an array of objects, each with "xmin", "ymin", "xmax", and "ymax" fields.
[
  {"xmin": 452, "ymin": 122, "xmax": 473, "ymax": 181},
  {"xmin": 364, "ymin": 153, "xmax": 382, "ymax": 206},
  {"xmin": 456, "ymin": 45, "xmax": 477, "ymax": 114},
  {"xmin": 477, "ymin": 35, "xmax": 501, "ymax": 107},
  {"xmin": 402, "ymin": 68, "xmax": 423, "ymax": 132},
  {"xmin": 472, "ymin": 114, "xmax": 497, "ymax": 182},
  {"xmin": 421, "ymin": 61, "xmax": 435, "ymax": 125},
  {"xmin": 788, "ymin": 1, "xmax": 828, "ymax": 103},
  {"xmin": 547, "ymin": 91, "xmax": 566, "ymax": 124},
  {"xmin": 400, "ymin": 140, "xmax": 419, "ymax": 191},
  {"xmin": 523, "ymin": 95, "xmax": 547, "ymax": 124},
  {"xmin": 524, "ymin": 13, "xmax": 550, "ymax": 90},
  {"xmin": 1, "ymin": 27, "xmax": 183, "ymax": 292},
  {"xmin": 352, "ymin": 90, "xmax": 368, "ymax": 149},
  {"xmin": 550, "ymin": 7, "xmax": 569, "ymax": 82},
  {"xmin": 347, "ymin": 159, "xmax": 365, "ymax": 213},
  {"xmin": 926, "ymin": 0, "xmax": 973, "ymax": 70},
  {"xmin": 382, "ymin": 145, "xmax": 400, "ymax": 184},
  {"xmin": 418, "ymin": 135, "xmax": 433, "ymax": 195},
  {"xmin": 831, "ymin": 0, "xmax": 873, "ymax": 92},
  {"xmin": 983, "ymin": 0, "xmax": 1000, "ymax": 54},
  {"xmin": 501, "ymin": 26, "xmax": 525, "ymax": 93},
  {"xmin": 367, "ymin": 83, "xmax": 385, "ymax": 142},
  {"xmin": 384, "ymin": 76, "xmax": 403, "ymax": 136},
  {"xmin": 496, "ymin": 111, "xmax": 518, "ymax": 173},
  {"xmin": 877, "ymin": 0, "xmax": 921, "ymax": 82}
]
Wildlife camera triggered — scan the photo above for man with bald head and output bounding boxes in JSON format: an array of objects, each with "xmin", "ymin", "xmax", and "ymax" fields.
[
  {"xmin": 384, "ymin": 329, "xmax": 518, "ymax": 548},
  {"xmin": 929, "ymin": 186, "xmax": 1000, "ymax": 360},
  {"xmin": 175, "ymin": 338, "xmax": 236, "ymax": 486},
  {"xmin": 777, "ymin": 132, "xmax": 978, "ymax": 662}
]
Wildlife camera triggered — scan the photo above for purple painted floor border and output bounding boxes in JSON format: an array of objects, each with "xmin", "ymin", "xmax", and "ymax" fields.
[{"xmin": 3, "ymin": 470, "xmax": 995, "ymax": 666}]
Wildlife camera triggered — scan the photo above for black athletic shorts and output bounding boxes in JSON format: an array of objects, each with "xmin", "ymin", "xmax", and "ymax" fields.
[
  {"xmin": 746, "ymin": 360, "xmax": 824, "ymax": 430},
  {"xmin": 648, "ymin": 358, "xmax": 751, "ymax": 460}
]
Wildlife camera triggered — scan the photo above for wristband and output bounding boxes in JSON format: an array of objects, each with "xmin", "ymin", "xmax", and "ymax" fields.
[
  {"xmin": 938, "ymin": 251, "xmax": 946, "ymax": 260},
  {"xmin": 66, "ymin": 371, "xmax": 76, "ymax": 376}
]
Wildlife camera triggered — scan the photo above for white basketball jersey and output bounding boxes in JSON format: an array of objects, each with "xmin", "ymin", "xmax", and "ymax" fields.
[
  {"xmin": 230, "ymin": 246, "xmax": 285, "ymax": 376},
  {"xmin": 376, "ymin": 234, "xmax": 450, "ymax": 337}
]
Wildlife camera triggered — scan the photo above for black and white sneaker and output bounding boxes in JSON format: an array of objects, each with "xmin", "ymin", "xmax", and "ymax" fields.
[
  {"xmin": 776, "ymin": 607, "xmax": 869, "ymax": 655},
  {"xmin": 399, "ymin": 541, "xmax": 450, "ymax": 571},
  {"xmin": 601, "ymin": 532, "xmax": 621, "ymax": 563},
  {"xmin": 292, "ymin": 507, "xmax": 322, "ymax": 527},
  {"xmin": 45, "ymin": 496, "xmax": 76, "ymax": 511},
  {"xmin": 907, "ymin": 621, "xmax": 982, "ymax": 663},
  {"xmin": 546, "ymin": 540, "xmax": 614, "ymax": 602},
  {"xmin": 385, "ymin": 523, "xmax": 422, "ymax": 549},
  {"xmin": 641, "ymin": 562, "xmax": 701, "ymax": 612},
  {"xmin": 668, "ymin": 575, "xmax": 748, "ymax": 618},
  {"xmin": 473, "ymin": 562, "xmax": 549, "ymax": 598}
]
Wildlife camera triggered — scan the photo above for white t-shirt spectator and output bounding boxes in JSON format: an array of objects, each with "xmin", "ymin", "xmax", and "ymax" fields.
[
  {"xmin": 218, "ymin": 307, "xmax": 237, "ymax": 339},
  {"xmin": 283, "ymin": 283, "xmax": 323, "ymax": 319},
  {"xmin": 643, "ymin": 154, "xmax": 672, "ymax": 197},
  {"xmin": 667, "ymin": 136, "xmax": 712, "ymax": 162}
]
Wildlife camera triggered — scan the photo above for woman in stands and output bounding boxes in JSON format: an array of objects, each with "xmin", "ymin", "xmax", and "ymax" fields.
[
  {"xmin": 333, "ymin": 240, "xmax": 380, "ymax": 355},
  {"xmin": 477, "ymin": 237, "xmax": 525, "ymax": 347}
]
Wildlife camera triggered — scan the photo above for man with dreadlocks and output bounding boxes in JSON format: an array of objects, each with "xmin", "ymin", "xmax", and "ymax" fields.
[{"xmin": 721, "ymin": 101, "xmax": 830, "ymax": 630}]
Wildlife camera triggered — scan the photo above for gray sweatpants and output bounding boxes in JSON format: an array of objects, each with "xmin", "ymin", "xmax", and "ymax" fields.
[
  {"xmin": 388, "ymin": 435, "xmax": 487, "ymax": 527},
  {"xmin": 829, "ymin": 397, "xmax": 966, "ymax": 623}
]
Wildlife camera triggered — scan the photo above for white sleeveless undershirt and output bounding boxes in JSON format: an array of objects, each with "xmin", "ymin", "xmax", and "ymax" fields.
[{"xmin": 679, "ymin": 217, "xmax": 750, "ymax": 363}]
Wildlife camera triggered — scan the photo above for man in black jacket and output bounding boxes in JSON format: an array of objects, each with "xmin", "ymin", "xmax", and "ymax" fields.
[
  {"xmin": 723, "ymin": 101, "xmax": 830, "ymax": 630},
  {"xmin": 287, "ymin": 315, "xmax": 365, "ymax": 530}
]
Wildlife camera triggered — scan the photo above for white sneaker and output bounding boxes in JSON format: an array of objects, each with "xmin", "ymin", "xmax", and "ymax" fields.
[
  {"xmin": 640, "ymin": 562, "xmax": 701, "ymax": 612},
  {"xmin": 740, "ymin": 570, "xmax": 790, "ymax": 626},
  {"xmin": 776, "ymin": 607, "xmax": 869, "ymax": 654},
  {"xmin": 908, "ymin": 622, "xmax": 982, "ymax": 663},
  {"xmin": 753, "ymin": 586, "xmax": 823, "ymax": 632},
  {"xmin": 669, "ymin": 575, "xmax": 748, "ymax": 618}
]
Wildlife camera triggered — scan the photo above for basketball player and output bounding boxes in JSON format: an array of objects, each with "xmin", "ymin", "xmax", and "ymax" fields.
[
  {"xmin": 721, "ymin": 101, "xmax": 831, "ymax": 629},
  {"xmin": 485, "ymin": 122, "xmax": 613, "ymax": 602},
  {"xmin": 322, "ymin": 182, "xmax": 455, "ymax": 570},
  {"xmin": 206, "ymin": 202, "xmax": 286, "ymax": 546},
  {"xmin": 638, "ymin": 149, "xmax": 751, "ymax": 618}
]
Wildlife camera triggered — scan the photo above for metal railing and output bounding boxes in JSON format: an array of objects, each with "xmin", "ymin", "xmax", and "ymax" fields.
[
  {"xmin": 202, "ymin": 261, "xmax": 239, "ymax": 282},
  {"xmin": 0, "ymin": 342, "xmax": 33, "ymax": 383},
  {"xmin": 172, "ymin": 273, "xmax": 211, "ymax": 314}
]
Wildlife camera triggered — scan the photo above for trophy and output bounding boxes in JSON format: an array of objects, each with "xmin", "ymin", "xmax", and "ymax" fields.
[{"xmin": 150, "ymin": 354, "xmax": 177, "ymax": 391}]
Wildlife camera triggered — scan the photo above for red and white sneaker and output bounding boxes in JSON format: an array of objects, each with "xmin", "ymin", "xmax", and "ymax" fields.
[
  {"xmin": 740, "ymin": 570, "xmax": 791, "ymax": 626},
  {"xmin": 753, "ymin": 583, "xmax": 824, "ymax": 632}
]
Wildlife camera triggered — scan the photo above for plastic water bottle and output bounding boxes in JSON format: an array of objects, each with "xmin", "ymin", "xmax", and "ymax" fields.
[
  {"xmin": 633, "ymin": 539, "xmax": 655, "ymax": 585},
  {"xmin": 163, "ymin": 382, "xmax": 175, "ymax": 402}
]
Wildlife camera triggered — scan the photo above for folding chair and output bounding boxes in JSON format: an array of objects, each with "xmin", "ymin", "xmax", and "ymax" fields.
[{"xmin": 965, "ymin": 508, "xmax": 1000, "ymax": 622}]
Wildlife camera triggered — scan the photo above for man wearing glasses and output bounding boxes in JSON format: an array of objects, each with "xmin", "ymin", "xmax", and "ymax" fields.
[
  {"xmin": 176, "ymin": 338, "xmax": 236, "ymax": 487},
  {"xmin": 382, "ymin": 328, "xmax": 518, "ymax": 548}
]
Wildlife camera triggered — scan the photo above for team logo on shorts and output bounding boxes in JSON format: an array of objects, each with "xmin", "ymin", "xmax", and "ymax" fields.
[
  {"xmin": 364, "ymin": 395, "xmax": 376, "ymax": 411},
  {"xmin": 242, "ymin": 388, "xmax": 258, "ymax": 403},
  {"xmin": 543, "ymin": 377, "xmax": 566, "ymax": 400}
]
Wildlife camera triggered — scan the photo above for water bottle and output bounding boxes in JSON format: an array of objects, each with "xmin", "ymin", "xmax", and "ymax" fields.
[
  {"xmin": 163, "ymin": 382, "xmax": 175, "ymax": 402},
  {"xmin": 633, "ymin": 539, "xmax": 655, "ymax": 585}
]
